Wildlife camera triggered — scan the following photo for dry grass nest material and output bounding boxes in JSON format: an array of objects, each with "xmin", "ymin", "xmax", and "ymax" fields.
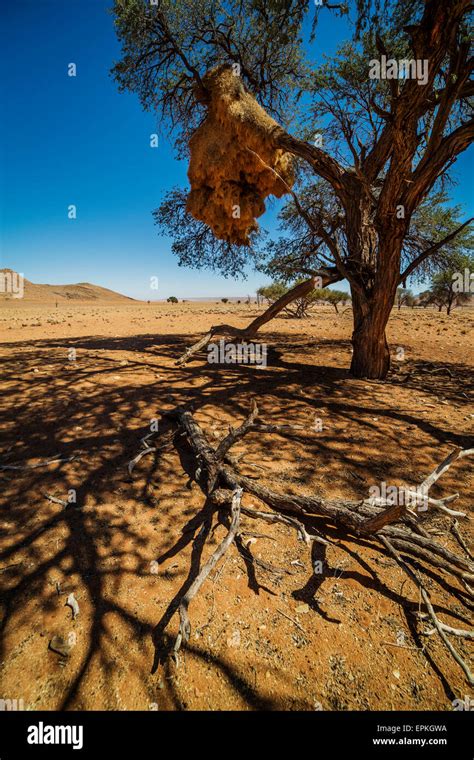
[{"xmin": 187, "ymin": 65, "xmax": 294, "ymax": 246}]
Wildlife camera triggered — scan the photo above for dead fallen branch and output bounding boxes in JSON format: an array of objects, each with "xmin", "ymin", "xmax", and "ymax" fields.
[
  {"xmin": 0, "ymin": 562, "xmax": 23, "ymax": 574},
  {"xmin": 44, "ymin": 493, "xmax": 68, "ymax": 508},
  {"xmin": 277, "ymin": 608, "xmax": 306, "ymax": 633},
  {"xmin": 210, "ymin": 489, "xmax": 329, "ymax": 546},
  {"xmin": 379, "ymin": 535, "xmax": 473, "ymax": 686},
  {"xmin": 451, "ymin": 519, "xmax": 473, "ymax": 560},
  {"xmin": 175, "ymin": 269, "xmax": 340, "ymax": 365},
  {"xmin": 127, "ymin": 429, "xmax": 175, "ymax": 476},
  {"xmin": 173, "ymin": 487, "xmax": 242, "ymax": 659},
  {"xmin": 420, "ymin": 619, "xmax": 474, "ymax": 640},
  {"xmin": 148, "ymin": 400, "xmax": 473, "ymax": 685},
  {"xmin": 0, "ymin": 455, "xmax": 76, "ymax": 471},
  {"xmin": 127, "ymin": 447, "xmax": 156, "ymax": 477}
]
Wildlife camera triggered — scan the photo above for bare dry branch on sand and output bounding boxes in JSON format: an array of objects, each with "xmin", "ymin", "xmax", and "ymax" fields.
[{"xmin": 140, "ymin": 399, "xmax": 473, "ymax": 685}]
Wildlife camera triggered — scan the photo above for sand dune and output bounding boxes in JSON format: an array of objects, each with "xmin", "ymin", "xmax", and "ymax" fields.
[{"xmin": 0, "ymin": 269, "xmax": 136, "ymax": 305}]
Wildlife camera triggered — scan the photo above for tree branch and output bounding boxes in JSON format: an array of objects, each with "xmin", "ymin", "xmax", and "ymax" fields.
[
  {"xmin": 399, "ymin": 217, "xmax": 473, "ymax": 283},
  {"xmin": 175, "ymin": 268, "xmax": 342, "ymax": 365}
]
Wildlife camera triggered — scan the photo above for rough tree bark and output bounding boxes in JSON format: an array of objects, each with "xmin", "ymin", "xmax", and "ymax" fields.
[{"xmin": 350, "ymin": 287, "xmax": 394, "ymax": 379}]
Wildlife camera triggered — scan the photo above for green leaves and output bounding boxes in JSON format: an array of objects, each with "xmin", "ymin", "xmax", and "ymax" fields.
[{"xmin": 110, "ymin": 0, "xmax": 308, "ymax": 137}]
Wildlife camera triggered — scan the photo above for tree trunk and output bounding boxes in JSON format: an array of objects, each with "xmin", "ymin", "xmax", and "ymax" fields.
[
  {"xmin": 351, "ymin": 316, "xmax": 390, "ymax": 379},
  {"xmin": 350, "ymin": 290, "xmax": 392, "ymax": 379},
  {"xmin": 343, "ymin": 196, "xmax": 395, "ymax": 379}
]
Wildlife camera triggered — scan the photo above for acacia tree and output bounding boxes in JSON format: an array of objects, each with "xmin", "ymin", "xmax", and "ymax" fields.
[
  {"xmin": 257, "ymin": 281, "xmax": 321, "ymax": 318},
  {"xmin": 325, "ymin": 289, "xmax": 351, "ymax": 313},
  {"xmin": 112, "ymin": 0, "xmax": 473, "ymax": 378},
  {"xmin": 114, "ymin": 2, "xmax": 474, "ymax": 683},
  {"xmin": 258, "ymin": 280, "xmax": 351, "ymax": 316},
  {"xmin": 396, "ymin": 287, "xmax": 415, "ymax": 309},
  {"xmin": 421, "ymin": 253, "xmax": 473, "ymax": 313}
]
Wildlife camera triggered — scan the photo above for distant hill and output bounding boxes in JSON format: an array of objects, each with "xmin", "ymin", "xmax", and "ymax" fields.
[{"xmin": 0, "ymin": 270, "xmax": 136, "ymax": 304}]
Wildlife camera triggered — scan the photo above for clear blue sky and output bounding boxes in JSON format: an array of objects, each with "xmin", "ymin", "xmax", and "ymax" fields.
[{"xmin": 0, "ymin": 1, "xmax": 472, "ymax": 300}]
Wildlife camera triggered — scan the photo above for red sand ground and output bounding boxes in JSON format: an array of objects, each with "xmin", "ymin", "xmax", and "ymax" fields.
[{"xmin": 0, "ymin": 301, "xmax": 472, "ymax": 710}]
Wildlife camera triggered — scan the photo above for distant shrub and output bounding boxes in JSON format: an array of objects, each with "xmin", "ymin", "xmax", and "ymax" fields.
[
  {"xmin": 396, "ymin": 287, "xmax": 415, "ymax": 310},
  {"xmin": 167, "ymin": 296, "xmax": 178, "ymax": 303},
  {"xmin": 257, "ymin": 282, "xmax": 351, "ymax": 317},
  {"xmin": 323, "ymin": 289, "xmax": 351, "ymax": 314},
  {"xmin": 221, "ymin": 297, "xmax": 229, "ymax": 303}
]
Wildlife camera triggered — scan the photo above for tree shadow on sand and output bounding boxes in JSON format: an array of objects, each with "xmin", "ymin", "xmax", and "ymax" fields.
[{"xmin": 0, "ymin": 330, "xmax": 472, "ymax": 708}]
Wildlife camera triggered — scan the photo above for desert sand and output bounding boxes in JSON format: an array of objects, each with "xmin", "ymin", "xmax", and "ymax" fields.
[{"xmin": 0, "ymin": 297, "xmax": 472, "ymax": 710}]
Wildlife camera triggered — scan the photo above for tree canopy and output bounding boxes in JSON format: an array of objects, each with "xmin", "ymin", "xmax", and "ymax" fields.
[{"xmin": 112, "ymin": 0, "xmax": 473, "ymax": 377}]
